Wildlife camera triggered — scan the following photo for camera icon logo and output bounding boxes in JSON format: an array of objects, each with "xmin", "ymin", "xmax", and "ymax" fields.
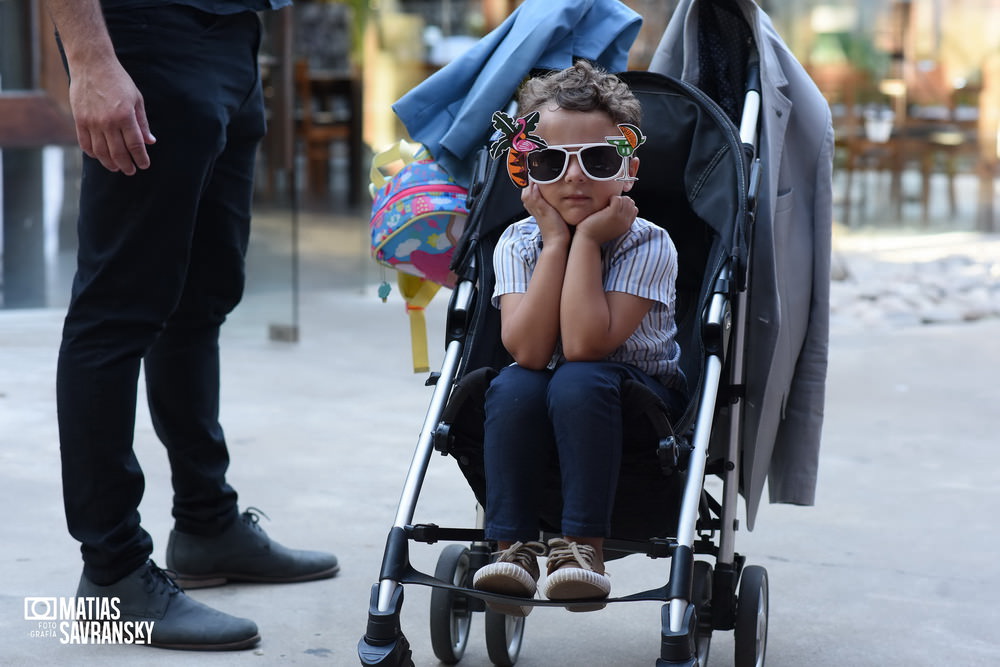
[{"xmin": 24, "ymin": 598, "xmax": 58, "ymax": 621}]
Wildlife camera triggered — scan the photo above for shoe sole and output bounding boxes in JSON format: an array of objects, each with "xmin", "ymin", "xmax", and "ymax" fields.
[
  {"xmin": 560, "ymin": 599, "xmax": 607, "ymax": 612},
  {"xmin": 483, "ymin": 600, "xmax": 533, "ymax": 617},
  {"xmin": 150, "ymin": 633, "xmax": 262, "ymax": 651},
  {"xmin": 545, "ymin": 569, "xmax": 610, "ymax": 612},
  {"xmin": 171, "ymin": 564, "xmax": 340, "ymax": 589},
  {"xmin": 473, "ymin": 563, "xmax": 536, "ymax": 617}
]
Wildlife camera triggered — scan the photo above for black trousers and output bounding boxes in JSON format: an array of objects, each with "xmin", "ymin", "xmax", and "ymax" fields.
[{"xmin": 56, "ymin": 6, "xmax": 266, "ymax": 585}]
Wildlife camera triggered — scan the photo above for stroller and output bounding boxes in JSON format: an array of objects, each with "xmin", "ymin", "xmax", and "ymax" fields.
[{"xmin": 359, "ymin": 4, "xmax": 789, "ymax": 666}]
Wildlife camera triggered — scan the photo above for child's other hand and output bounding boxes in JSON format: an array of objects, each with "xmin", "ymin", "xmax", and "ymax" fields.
[
  {"xmin": 522, "ymin": 183, "xmax": 570, "ymax": 246},
  {"xmin": 576, "ymin": 195, "xmax": 637, "ymax": 245}
]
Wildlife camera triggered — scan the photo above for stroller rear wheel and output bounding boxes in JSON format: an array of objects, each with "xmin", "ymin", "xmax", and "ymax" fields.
[
  {"xmin": 484, "ymin": 608, "xmax": 524, "ymax": 666},
  {"xmin": 430, "ymin": 545, "xmax": 474, "ymax": 663},
  {"xmin": 734, "ymin": 565, "xmax": 768, "ymax": 667}
]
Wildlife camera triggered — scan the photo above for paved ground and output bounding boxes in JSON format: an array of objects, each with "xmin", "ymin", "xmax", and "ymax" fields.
[{"xmin": 1, "ymin": 214, "xmax": 999, "ymax": 666}]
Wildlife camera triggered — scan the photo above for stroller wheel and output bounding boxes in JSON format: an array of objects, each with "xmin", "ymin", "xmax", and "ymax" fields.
[
  {"xmin": 430, "ymin": 545, "xmax": 473, "ymax": 664},
  {"xmin": 484, "ymin": 608, "xmax": 524, "ymax": 666},
  {"xmin": 734, "ymin": 565, "xmax": 768, "ymax": 667}
]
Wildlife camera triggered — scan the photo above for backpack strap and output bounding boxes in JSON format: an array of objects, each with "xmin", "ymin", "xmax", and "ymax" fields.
[
  {"xmin": 368, "ymin": 139, "xmax": 427, "ymax": 195},
  {"xmin": 397, "ymin": 272, "xmax": 441, "ymax": 373}
]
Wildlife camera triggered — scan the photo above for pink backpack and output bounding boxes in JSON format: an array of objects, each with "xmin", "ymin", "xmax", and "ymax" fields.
[
  {"xmin": 370, "ymin": 140, "xmax": 468, "ymax": 289},
  {"xmin": 369, "ymin": 141, "xmax": 469, "ymax": 371}
]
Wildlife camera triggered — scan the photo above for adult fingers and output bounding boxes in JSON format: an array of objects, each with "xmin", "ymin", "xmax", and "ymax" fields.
[
  {"xmin": 84, "ymin": 127, "xmax": 123, "ymax": 174},
  {"xmin": 86, "ymin": 116, "xmax": 149, "ymax": 175},
  {"xmin": 129, "ymin": 98, "xmax": 156, "ymax": 169},
  {"xmin": 118, "ymin": 121, "xmax": 149, "ymax": 173},
  {"xmin": 75, "ymin": 97, "xmax": 153, "ymax": 175}
]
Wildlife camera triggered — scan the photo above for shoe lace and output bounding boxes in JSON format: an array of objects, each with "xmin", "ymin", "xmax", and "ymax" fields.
[
  {"xmin": 495, "ymin": 541, "xmax": 547, "ymax": 570},
  {"xmin": 243, "ymin": 506, "xmax": 271, "ymax": 531},
  {"xmin": 546, "ymin": 539, "xmax": 598, "ymax": 573},
  {"xmin": 141, "ymin": 560, "xmax": 182, "ymax": 596}
]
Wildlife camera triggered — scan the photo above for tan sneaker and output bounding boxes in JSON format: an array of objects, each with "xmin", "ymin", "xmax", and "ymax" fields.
[
  {"xmin": 472, "ymin": 541, "xmax": 547, "ymax": 617},
  {"xmin": 544, "ymin": 538, "xmax": 611, "ymax": 611}
]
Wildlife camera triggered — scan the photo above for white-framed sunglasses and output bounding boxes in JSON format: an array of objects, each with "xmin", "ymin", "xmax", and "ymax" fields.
[{"xmin": 526, "ymin": 143, "xmax": 629, "ymax": 183}]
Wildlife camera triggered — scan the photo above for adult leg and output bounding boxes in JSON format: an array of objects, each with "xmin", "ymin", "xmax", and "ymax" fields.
[
  {"xmin": 57, "ymin": 7, "xmax": 226, "ymax": 586},
  {"xmin": 145, "ymin": 10, "xmax": 339, "ymax": 587},
  {"xmin": 142, "ymin": 10, "xmax": 264, "ymax": 536}
]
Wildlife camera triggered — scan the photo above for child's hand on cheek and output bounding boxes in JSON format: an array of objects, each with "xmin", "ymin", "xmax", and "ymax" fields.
[
  {"xmin": 522, "ymin": 183, "xmax": 570, "ymax": 247},
  {"xmin": 576, "ymin": 195, "xmax": 637, "ymax": 245}
]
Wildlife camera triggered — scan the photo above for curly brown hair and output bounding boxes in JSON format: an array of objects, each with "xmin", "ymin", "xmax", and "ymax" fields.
[{"xmin": 516, "ymin": 60, "xmax": 641, "ymax": 126}]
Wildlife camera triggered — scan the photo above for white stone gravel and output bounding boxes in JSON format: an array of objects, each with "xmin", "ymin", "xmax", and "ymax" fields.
[{"xmin": 829, "ymin": 230, "xmax": 1000, "ymax": 329}]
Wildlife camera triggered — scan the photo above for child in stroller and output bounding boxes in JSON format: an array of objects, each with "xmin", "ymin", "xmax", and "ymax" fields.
[
  {"xmin": 357, "ymin": 8, "xmax": 797, "ymax": 657},
  {"xmin": 471, "ymin": 61, "xmax": 688, "ymax": 616}
]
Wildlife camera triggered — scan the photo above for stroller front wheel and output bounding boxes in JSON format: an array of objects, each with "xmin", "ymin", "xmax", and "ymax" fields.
[
  {"xmin": 430, "ymin": 544, "xmax": 474, "ymax": 663},
  {"xmin": 484, "ymin": 608, "xmax": 524, "ymax": 666}
]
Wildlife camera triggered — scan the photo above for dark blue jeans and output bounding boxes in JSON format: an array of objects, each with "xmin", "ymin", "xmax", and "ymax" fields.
[
  {"xmin": 482, "ymin": 361, "xmax": 686, "ymax": 542},
  {"xmin": 56, "ymin": 6, "xmax": 265, "ymax": 585}
]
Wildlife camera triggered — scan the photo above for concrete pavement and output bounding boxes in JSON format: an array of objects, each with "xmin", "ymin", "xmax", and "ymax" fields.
[{"xmin": 2, "ymin": 215, "xmax": 999, "ymax": 665}]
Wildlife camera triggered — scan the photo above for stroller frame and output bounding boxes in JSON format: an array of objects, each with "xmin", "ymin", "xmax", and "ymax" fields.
[{"xmin": 359, "ymin": 38, "xmax": 768, "ymax": 667}]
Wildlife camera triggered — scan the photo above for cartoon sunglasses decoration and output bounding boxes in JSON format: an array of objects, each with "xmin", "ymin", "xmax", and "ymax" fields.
[
  {"xmin": 525, "ymin": 144, "xmax": 626, "ymax": 183},
  {"xmin": 489, "ymin": 110, "xmax": 646, "ymax": 188}
]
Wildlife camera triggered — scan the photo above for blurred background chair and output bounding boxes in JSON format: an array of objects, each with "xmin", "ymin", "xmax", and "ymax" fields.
[
  {"xmin": 294, "ymin": 57, "xmax": 363, "ymax": 205},
  {"xmin": 257, "ymin": 1, "xmax": 365, "ymax": 207},
  {"xmin": 810, "ymin": 63, "xmax": 895, "ymax": 227},
  {"xmin": 293, "ymin": 1, "xmax": 364, "ymax": 206}
]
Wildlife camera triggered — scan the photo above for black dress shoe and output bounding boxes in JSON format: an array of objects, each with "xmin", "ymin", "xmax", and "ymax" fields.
[
  {"xmin": 76, "ymin": 560, "xmax": 260, "ymax": 650},
  {"xmin": 166, "ymin": 507, "xmax": 340, "ymax": 589}
]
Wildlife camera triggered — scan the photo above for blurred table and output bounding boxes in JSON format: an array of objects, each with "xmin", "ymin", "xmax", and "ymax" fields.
[{"xmin": 838, "ymin": 109, "xmax": 980, "ymax": 226}]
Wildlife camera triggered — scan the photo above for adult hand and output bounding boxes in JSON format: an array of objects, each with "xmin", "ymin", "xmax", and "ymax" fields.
[
  {"xmin": 575, "ymin": 195, "xmax": 637, "ymax": 245},
  {"xmin": 69, "ymin": 58, "xmax": 155, "ymax": 175}
]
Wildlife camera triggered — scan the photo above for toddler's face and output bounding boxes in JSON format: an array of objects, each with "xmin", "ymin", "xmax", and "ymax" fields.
[{"xmin": 531, "ymin": 107, "xmax": 638, "ymax": 225}]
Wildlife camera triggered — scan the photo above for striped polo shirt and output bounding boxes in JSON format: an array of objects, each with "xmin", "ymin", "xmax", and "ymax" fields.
[{"xmin": 492, "ymin": 216, "xmax": 683, "ymax": 387}]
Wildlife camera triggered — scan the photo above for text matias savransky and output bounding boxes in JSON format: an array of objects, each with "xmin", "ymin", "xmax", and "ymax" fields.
[{"xmin": 24, "ymin": 596, "xmax": 155, "ymax": 645}]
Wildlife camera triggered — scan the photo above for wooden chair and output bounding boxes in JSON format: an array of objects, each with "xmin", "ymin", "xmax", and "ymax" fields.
[
  {"xmin": 289, "ymin": 1, "xmax": 364, "ymax": 205},
  {"xmin": 810, "ymin": 63, "xmax": 898, "ymax": 226},
  {"xmin": 293, "ymin": 58, "xmax": 364, "ymax": 204}
]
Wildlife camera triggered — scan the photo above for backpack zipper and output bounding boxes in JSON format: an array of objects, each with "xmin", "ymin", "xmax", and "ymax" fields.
[{"xmin": 374, "ymin": 183, "xmax": 468, "ymax": 215}]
